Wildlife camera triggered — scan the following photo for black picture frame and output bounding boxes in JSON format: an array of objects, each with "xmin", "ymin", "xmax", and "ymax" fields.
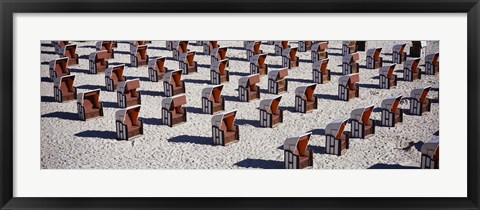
[{"xmin": 1, "ymin": 0, "xmax": 479, "ymax": 209}]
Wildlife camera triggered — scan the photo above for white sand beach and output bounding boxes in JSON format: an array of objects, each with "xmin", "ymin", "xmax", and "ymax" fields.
[{"xmin": 40, "ymin": 40, "xmax": 439, "ymax": 169}]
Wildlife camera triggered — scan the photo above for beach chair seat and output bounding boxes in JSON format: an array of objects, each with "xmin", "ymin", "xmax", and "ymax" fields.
[
  {"xmin": 338, "ymin": 73, "xmax": 360, "ymax": 101},
  {"xmin": 379, "ymin": 64, "xmax": 397, "ymax": 89},
  {"xmin": 202, "ymin": 85, "xmax": 225, "ymax": 114},
  {"xmin": 350, "ymin": 105, "xmax": 375, "ymax": 139},
  {"xmin": 294, "ymin": 84, "xmax": 318, "ymax": 113},
  {"xmin": 250, "ymin": 53, "xmax": 268, "ymax": 75},
  {"xmin": 282, "ymin": 47, "xmax": 299, "ymax": 69},
  {"xmin": 238, "ymin": 74, "xmax": 260, "ymax": 102},
  {"xmin": 204, "ymin": 41, "xmax": 219, "ymax": 56},
  {"xmin": 312, "ymin": 58, "xmax": 331, "ymax": 84},
  {"xmin": 259, "ymin": 96, "xmax": 283, "ymax": 128},
  {"xmin": 409, "ymin": 86, "xmax": 431, "ymax": 116},
  {"xmin": 52, "ymin": 41, "xmax": 70, "ymax": 54},
  {"xmin": 53, "ymin": 75, "xmax": 77, "ymax": 103},
  {"xmin": 49, "ymin": 57, "xmax": 70, "ymax": 81},
  {"xmin": 311, "ymin": 41, "xmax": 328, "ymax": 62},
  {"xmin": 129, "ymin": 43, "xmax": 149, "ymax": 67},
  {"xmin": 245, "ymin": 41, "xmax": 263, "ymax": 62},
  {"xmin": 403, "ymin": 58, "xmax": 422, "ymax": 81},
  {"xmin": 77, "ymin": 89, "xmax": 104, "ymax": 121},
  {"xmin": 298, "ymin": 41, "xmax": 313, "ymax": 52},
  {"xmin": 420, "ymin": 136, "xmax": 439, "ymax": 169},
  {"xmin": 96, "ymin": 41, "xmax": 114, "ymax": 59},
  {"xmin": 105, "ymin": 64, "xmax": 127, "ymax": 92},
  {"xmin": 148, "ymin": 57, "xmax": 168, "ymax": 82},
  {"xmin": 392, "ymin": 43, "xmax": 407, "ymax": 64},
  {"xmin": 342, "ymin": 41, "xmax": 357, "ymax": 55},
  {"xmin": 274, "ymin": 41, "xmax": 289, "ymax": 56},
  {"xmin": 266, "ymin": 68, "xmax": 288, "ymax": 94},
  {"xmin": 366, "ymin": 48, "xmax": 383, "ymax": 69},
  {"xmin": 410, "ymin": 41, "xmax": 427, "ymax": 58},
  {"xmin": 117, "ymin": 79, "xmax": 141, "ymax": 108},
  {"xmin": 212, "ymin": 110, "xmax": 240, "ymax": 146},
  {"xmin": 61, "ymin": 44, "xmax": 79, "ymax": 66},
  {"xmin": 284, "ymin": 133, "xmax": 313, "ymax": 169},
  {"xmin": 163, "ymin": 70, "xmax": 185, "ymax": 97},
  {"xmin": 115, "ymin": 105, "xmax": 143, "ymax": 140},
  {"xmin": 380, "ymin": 95, "xmax": 403, "ymax": 127},
  {"xmin": 210, "ymin": 59, "xmax": 230, "ymax": 85},
  {"xmin": 162, "ymin": 94, "xmax": 187, "ymax": 127},
  {"xmin": 211, "ymin": 46, "xmax": 229, "ymax": 67},
  {"xmin": 342, "ymin": 52, "xmax": 360, "ymax": 75},
  {"xmin": 89, "ymin": 50, "xmax": 109, "ymax": 74},
  {"xmin": 179, "ymin": 51, "xmax": 198, "ymax": 75},
  {"xmin": 425, "ymin": 53, "xmax": 439, "ymax": 75},
  {"xmin": 173, "ymin": 41, "xmax": 189, "ymax": 61},
  {"xmin": 325, "ymin": 118, "xmax": 350, "ymax": 156}
]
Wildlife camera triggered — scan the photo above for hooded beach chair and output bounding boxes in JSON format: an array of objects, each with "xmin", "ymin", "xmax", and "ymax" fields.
[
  {"xmin": 129, "ymin": 43, "xmax": 148, "ymax": 67},
  {"xmin": 392, "ymin": 43, "xmax": 407, "ymax": 64},
  {"xmin": 105, "ymin": 64, "xmax": 127, "ymax": 92},
  {"xmin": 425, "ymin": 53, "xmax": 439, "ymax": 75},
  {"xmin": 274, "ymin": 41, "xmax": 289, "ymax": 56},
  {"xmin": 163, "ymin": 70, "xmax": 185, "ymax": 97},
  {"xmin": 342, "ymin": 52, "xmax": 360, "ymax": 75},
  {"xmin": 204, "ymin": 41, "xmax": 219, "ymax": 55},
  {"xmin": 379, "ymin": 64, "xmax": 398, "ymax": 89},
  {"xmin": 49, "ymin": 57, "xmax": 70, "ymax": 81},
  {"xmin": 409, "ymin": 86, "xmax": 432, "ymax": 116},
  {"xmin": 420, "ymin": 136, "xmax": 439, "ymax": 169},
  {"xmin": 282, "ymin": 47, "xmax": 299, "ymax": 69},
  {"xmin": 311, "ymin": 41, "xmax": 328, "ymax": 62},
  {"xmin": 202, "ymin": 85, "xmax": 225, "ymax": 114},
  {"xmin": 211, "ymin": 46, "xmax": 229, "ymax": 67},
  {"xmin": 210, "ymin": 59, "xmax": 230, "ymax": 85},
  {"xmin": 298, "ymin": 41, "xmax": 313, "ymax": 52},
  {"xmin": 211, "ymin": 110, "xmax": 240, "ymax": 146},
  {"xmin": 52, "ymin": 41, "xmax": 70, "ymax": 54},
  {"xmin": 380, "ymin": 95, "xmax": 403, "ymax": 127},
  {"xmin": 338, "ymin": 73, "xmax": 360, "ymax": 101},
  {"xmin": 259, "ymin": 96, "xmax": 284, "ymax": 128},
  {"xmin": 410, "ymin": 41, "xmax": 427, "ymax": 58},
  {"xmin": 88, "ymin": 50, "xmax": 109, "ymax": 74},
  {"xmin": 117, "ymin": 79, "xmax": 141, "ymax": 108},
  {"xmin": 325, "ymin": 118, "xmax": 350, "ymax": 156},
  {"xmin": 96, "ymin": 41, "xmax": 114, "ymax": 59},
  {"xmin": 53, "ymin": 75, "xmax": 77, "ymax": 103},
  {"xmin": 350, "ymin": 105, "xmax": 375, "ymax": 139},
  {"xmin": 250, "ymin": 53, "xmax": 268, "ymax": 75},
  {"xmin": 312, "ymin": 58, "xmax": 331, "ymax": 84},
  {"xmin": 342, "ymin": 41, "xmax": 357, "ymax": 56},
  {"xmin": 246, "ymin": 41, "xmax": 263, "ymax": 62},
  {"xmin": 268, "ymin": 68, "xmax": 289, "ymax": 94},
  {"xmin": 148, "ymin": 57, "xmax": 169, "ymax": 82},
  {"xmin": 284, "ymin": 132, "xmax": 313, "ymax": 169},
  {"xmin": 295, "ymin": 84, "xmax": 318, "ymax": 113},
  {"xmin": 77, "ymin": 89, "xmax": 104, "ymax": 121},
  {"xmin": 162, "ymin": 94, "xmax": 187, "ymax": 127},
  {"xmin": 115, "ymin": 105, "xmax": 143, "ymax": 140},
  {"xmin": 366, "ymin": 48, "xmax": 383, "ymax": 69},
  {"xmin": 105, "ymin": 64, "xmax": 127, "ymax": 91},
  {"xmin": 172, "ymin": 41, "xmax": 189, "ymax": 61},
  {"xmin": 403, "ymin": 58, "xmax": 422, "ymax": 81},
  {"xmin": 179, "ymin": 51, "xmax": 198, "ymax": 75},
  {"xmin": 61, "ymin": 44, "xmax": 79, "ymax": 66},
  {"xmin": 238, "ymin": 74, "xmax": 260, "ymax": 102}
]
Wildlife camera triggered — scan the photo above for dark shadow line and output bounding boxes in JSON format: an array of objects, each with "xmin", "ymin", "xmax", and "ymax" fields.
[{"xmin": 74, "ymin": 130, "xmax": 116, "ymax": 140}]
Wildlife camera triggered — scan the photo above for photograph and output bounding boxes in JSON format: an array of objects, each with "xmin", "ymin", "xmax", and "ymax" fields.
[{"xmin": 40, "ymin": 40, "xmax": 439, "ymax": 169}]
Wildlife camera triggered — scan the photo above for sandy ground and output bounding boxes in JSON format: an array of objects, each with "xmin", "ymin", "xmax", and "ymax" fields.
[{"xmin": 40, "ymin": 41, "xmax": 439, "ymax": 169}]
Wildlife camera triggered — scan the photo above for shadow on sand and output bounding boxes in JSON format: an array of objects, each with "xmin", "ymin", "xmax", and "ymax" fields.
[
  {"xmin": 168, "ymin": 135, "xmax": 212, "ymax": 145},
  {"xmin": 234, "ymin": 158, "xmax": 283, "ymax": 169}
]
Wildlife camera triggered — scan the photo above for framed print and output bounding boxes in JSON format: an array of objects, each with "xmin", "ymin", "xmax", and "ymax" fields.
[{"xmin": 1, "ymin": 0, "xmax": 479, "ymax": 209}]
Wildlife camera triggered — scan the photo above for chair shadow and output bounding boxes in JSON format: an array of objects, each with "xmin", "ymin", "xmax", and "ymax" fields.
[
  {"xmin": 228, "ymin": 56, "xmax": 247, "ymax": 62},
  {"xmin": 279, "ymin": 106, "xmax": 296, "ymax": 113},
  {"xmin": 108, "ymin": 62, "xmax": 127, "ymax": 66},
  {"xmin": 68, "ymin": 68, "xmax": 87, "ymax": 74},
  {"xmin": 316, "ymin": 93, "xmax": 340, "ymax": 101},
  {"xmin": 41, "ymin": 96, "xmax": 55, "ymax": 102},
  {"xmin": 74, "ymin": 130, "xmax": 116, "ymax": 140},
  {"xmin": 227, "ymin": 46, "xmax": 245, "ymax": 50},
  {"xmin": 141, "ymin": 117, "xmax": 163, "ymax": 125},
  {"xmin": 222, "ymin": 95, "xmax": 239, "ymax": 102},
  {"xmin": 148, "ymin": 46, "xmax": 168, "ymax": 51},
  {"xmin": 371, "ymin": 75, "xmax": 380, "ymax": 80},
  {"xmin": 357, "ymin": 83, "xmax": 381, "ymax": 89},
  {"xmin": 197, "ymin": 64, "xmax": 211, "ymax": 69},
  {"xmin": 309, "ymin": 145, "xmax": 326, "ymax": 154},
  {"xmin": 229, "ymin": 71, "xmax": 251, "ymax": 77},
  {"xmin": 183, "ymin": 78, "xmax": 210, "ymax": 84},
  {"xmin": 41, "ymin": 51, "xmax": 56, "ymax": 55},
  {"xmin": 434, "ymin": 130, "xmax": 439, "ymax": 136},
  {"xmin": 368, "ymin": 163, "xmax": 420, "ymax": 169},
  {"xmin": 268, "ymin": 64, "xmax": 284, "ymax": 68},
  {"xmin": 309, "ymin": 128, "xmax": 325, "ymax": 136},
  {"xmin": 76, "ymin": 84, "xmax": 105, "ymax": 91},
  {"xmin": 167, "ymin": 135, "xmax": 212, "ymax": 145},
  {"xmin": 184, "ymin": 106, "xmax": 203, "ymax": 114},
  {"xmin": 327, "ymin": 52, "xmax": 343, "ymax": 56},
  {"xmin": 330, "ymin": 71, "xmax": 343, "ymax": 76},
  {"xmin": 78, "ymin": 45, "xmax": 96, "ymax": 49},
  {"xmin": 288, "ymin": 78, "xmax": 312, "ymax": 84},
  {"xmin": 136, "ymin": 76, "xmax": 151, "ymax": 82},
  {"xmin": 299, "ymin": 58, "xmax": 311, "ymax": 63},
  {"xmin": 41, "ymin": 111, "xmax": 78, "ymax": 120},
  {"xmin": 41, "ymin": 43, "xmax": 53, "ymax": 47},
  {"xmin": 235, "ymin": 118, "xmax": 259, "ymax": 127},
  {"xmin": 114, "ymin": 50, "xmax": 130, "ymax": 55},
  {"xmin": 140, "ymin": 90, "xmax": 163, "ymax": 97},
  {"xmin": 431, "ymin": 87, "xmax": 439, "ymax": 92},
  {"xmin": 382, "ymin": 53, "xmax": 393, "ymax": 56},
  {"xmin": 78, "ymin": 55, "xmax": 90, "ymax": 60},
  {"xmin": 102, "ymin": 101, "xmax": 118, "ymax": 108},
  {"xmin": 431, "ymin": 98, "xmax": 439, "ymax": 104},
  {"xmin": 234, "ymin": 158, "xmax": 284, "ymax": 169},
  {"xmin": 41, "ymin": 61, "xmax": 50, "ymax": 65},
  {"xmin": 40, "ymin": 77, "xmax": 51, "ymax": 83},
  {"xmin": 259, "ymin": 88, "xmax": 270, "ymax": 94}
]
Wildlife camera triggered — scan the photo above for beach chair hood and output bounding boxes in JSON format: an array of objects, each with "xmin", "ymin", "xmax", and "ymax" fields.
[
  {"xmin": 54, "ymin": 75, "xmax": 75, "ymax": 88},
  {"xmin": 410, "ymin": 86, "xmax": 432, "ymax": 100},
  {"xmin": 268, "ymin": 68, "xmax": 289, "ymax": 80},
  {"xmin": 367, "ymin": 48, "xmax": 382, "ymax": 57},
  {"xmin": 284, "ymin": 132, "xmax": 312, "ymax": 156},
  {"xmin": 404, "ymin": 58, "xmax": 421, "ymax": 70},
  {"xmin": 421, "ymin": 136, "xmax": 439, "ymax": 158},
  {"xmin": 106, "ymin": 64, "xmax": 125, "ymax": 78},
  {"xmin": 350, "ymin": 105, "xmax": 375, "ymax": 123},
  {"xmin": 259, "ymin": 96, "xmax": 282, "ymax": 114},
  {"xmin": 325, "ymin": 118, "xmax": 349, "ymax": 139},
  {"xmin": 379, "ymin": 64, "xmax": 396, "ymax": 76},
  {"xmin": 393, "ymin": 43, "xmax": 406, "ymax": 52},
  {"xmin": 162, "ymin": 94, "xmax": 187, "ymax": 110},
  {"xmin": 380, "ymin": 95, "xmax": 403, "ymax": 112},
  {"xmin": 295, "ymin": 84, "xmax": 317, "ymax": 99},
  {"xmin": 201, "ymin": 85, "xmax": 224, "ymax": 101},
  {"xmin": 77, "ymin": 89, "xmax": 101, "ymax": 105},
  {"xmin": 211, "ymin": 110, "xmax": 237, "ymax": 129},
  {"xmin": 115, "ymin": 105, "xmax": 141, "ymax": 123},
  {"xmin": 162, "ymin": 70, "xmax": 183, "ymax": 83},
  {"xmin": 343, "ymin": 52, "xmax": 360, "ymax": 63},
  {"xmin": 117, "ymin": 79, "xmax": 140, "ymax": 93},
  {"xmin": 238, "ymin": 74, "xmax": 260, "ymax": 88},
  {"xmin": 339, "ymin": 73, "xmax": 360, "ymax": 87}
]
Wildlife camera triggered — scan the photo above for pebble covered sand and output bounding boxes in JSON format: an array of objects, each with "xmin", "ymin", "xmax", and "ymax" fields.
[{"xmin": 40, "ymin": 41, "xmax": 439, "ymax": 169}]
